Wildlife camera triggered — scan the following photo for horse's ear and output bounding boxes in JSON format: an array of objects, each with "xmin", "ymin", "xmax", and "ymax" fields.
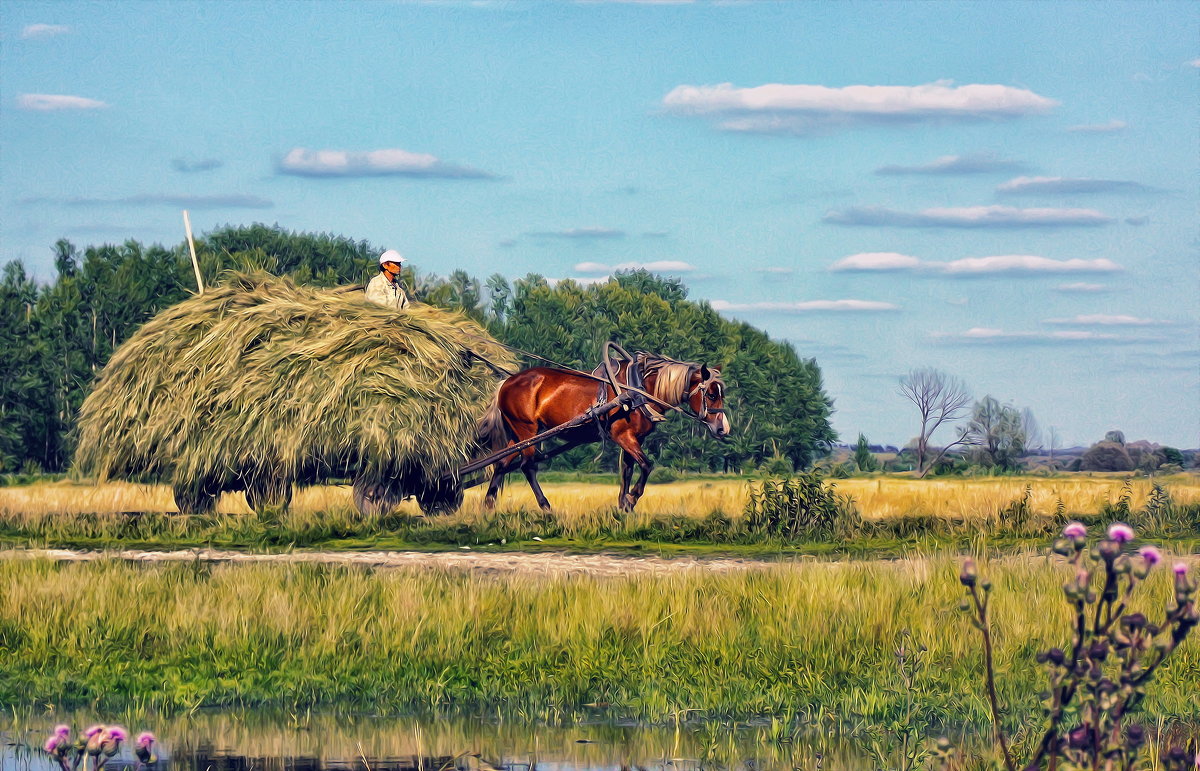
[{"xmin": 699, "ymin": 364, "xmax": 711, "ymax": 380}]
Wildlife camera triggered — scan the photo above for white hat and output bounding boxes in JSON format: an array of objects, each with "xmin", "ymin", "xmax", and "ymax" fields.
[{"xmin": 379, "ymin": 249, "xmax": 404, "ymax": 266}]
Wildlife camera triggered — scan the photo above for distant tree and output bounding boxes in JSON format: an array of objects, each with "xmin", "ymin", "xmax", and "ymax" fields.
[
  {"xmin": 485, "ymin": 273, "xmax": 511, "ymax": 323},
  {"xmin": 966, "ymin": 396, "xmax": 1026, "ymax": 471},
  {"xmin": 1021, "ymin": 407, "xmax": 1042, "ymax": 453},
  {"xmin": 1162, "ymin": 446, "xmax": 1184, "ymax": 466},
  {"xmin": 898, "ymin": 368, "xmax": 971, "ymax": 476},
  {"xmin": 1081, "ymin": 441, "xmax": 1134, "ymax": 472},
  {"xmin": 1105, "ymin": 430, "xmax": 1126, "ymax": 445},
  {"xmin": 853, "ymin": 433, "xmax": 879, "ymax": 472},
  {"xmin": 1047, "ymin": 425, "xmax": 1061, "ymax": 461}
]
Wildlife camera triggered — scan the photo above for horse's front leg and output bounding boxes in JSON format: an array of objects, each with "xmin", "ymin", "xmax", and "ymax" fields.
[
  {"xmin": 629, "ymin": 455, "xmax": 653, "ymax": 509},
  {"xmin": 618, "ymin": 450, "xmax": 636, "ymax": 512}
]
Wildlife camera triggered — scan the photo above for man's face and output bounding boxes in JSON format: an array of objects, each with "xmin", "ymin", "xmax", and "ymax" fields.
[{"xmin": 382, "ymin": 261, "xmax": 402, "ymax": 278}]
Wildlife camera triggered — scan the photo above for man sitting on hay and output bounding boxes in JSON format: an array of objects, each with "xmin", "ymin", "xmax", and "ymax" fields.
[{"xmin": 366, "ymin": 249, "xmax": 409, "ymax": 310}]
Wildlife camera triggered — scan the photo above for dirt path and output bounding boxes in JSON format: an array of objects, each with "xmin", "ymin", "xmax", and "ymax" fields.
[{"xmin": 0, "ymin": 546, "xmax": 792, "ymax": 577}]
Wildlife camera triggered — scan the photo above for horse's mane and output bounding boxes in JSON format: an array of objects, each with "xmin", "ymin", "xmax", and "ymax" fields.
[{"xmin": 641, "ymin": 355, "xmax": 696, "ymax": 406}]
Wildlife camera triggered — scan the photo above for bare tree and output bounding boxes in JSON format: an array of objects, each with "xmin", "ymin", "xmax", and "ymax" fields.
[
  {"xmin": 898, "ymin": 368, "xmax": 972, "ymax": 476},
  {"xmin": 1047, "ymin": 426, "xmax": 1060, "ymax": 461},
  {"xmin": 1021, "ymin": 407, "xmax": 1042, "ymax": 453}
]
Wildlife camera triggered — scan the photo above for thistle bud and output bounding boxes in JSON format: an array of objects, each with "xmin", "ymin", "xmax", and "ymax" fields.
[
  {"xmin": 959, "ymin": 559, "xmax": 977, "ymax": 588},
  {"xmin": 1121, "ymin": 612, "xmax": 1147, "ymax": 631},
  {"xmin": 1125, "ymin": 724, "xmax": 1145, "ymax": 749}
]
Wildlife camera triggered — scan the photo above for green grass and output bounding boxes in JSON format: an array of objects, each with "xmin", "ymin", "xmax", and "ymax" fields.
[{"xmin": 2, "ymin": 554, "xmax": 1196, "ymax": 733}]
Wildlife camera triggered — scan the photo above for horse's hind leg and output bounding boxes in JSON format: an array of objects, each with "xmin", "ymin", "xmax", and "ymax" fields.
[
  {"xmin": 519, "ymin": 446, "xmax": 553, "ymax": 513},
  {"xmin": 483, "ymin": 453, "xmax": 519, "ymax": 510}
]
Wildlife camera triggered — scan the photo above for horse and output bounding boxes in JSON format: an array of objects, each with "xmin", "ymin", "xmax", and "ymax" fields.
[{"xmin": 476, "ymin": 353, "xmax": 730, "ymax": 512}]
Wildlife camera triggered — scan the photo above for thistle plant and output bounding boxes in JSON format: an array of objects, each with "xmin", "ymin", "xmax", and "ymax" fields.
[{"xmin": 959, "ymin": 522, "xmax": 1198, "ymax": 770}]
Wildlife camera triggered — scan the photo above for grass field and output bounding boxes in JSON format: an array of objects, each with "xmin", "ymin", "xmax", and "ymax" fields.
[
  {"xmin": 1, "ymin": 553, "xmax": 1197, "ymax": 736},
  {"xmin": 1, "ymin": 474, "xmax": 1198, "ymax": 552}
]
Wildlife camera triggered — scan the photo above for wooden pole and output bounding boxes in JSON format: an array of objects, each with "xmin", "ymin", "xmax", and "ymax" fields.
[{"xmin": 182, "ymin": 210, "xmax": 204, "ymax": 294}]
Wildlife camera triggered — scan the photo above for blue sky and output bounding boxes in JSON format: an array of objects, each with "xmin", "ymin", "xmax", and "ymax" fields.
[{"xmin": 3, "ymin": 0, "xmax": 1198, "ymax": 449}]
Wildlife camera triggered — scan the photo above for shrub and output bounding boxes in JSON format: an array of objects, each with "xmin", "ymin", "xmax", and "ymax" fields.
[
  {"xmin": 744, "ymin": 472, "xmax": 860, "ymax": 540},
  {"xmin": 647, "ymin": 466, "xmax": 679, "ymax": 484},
  {"xmin": 1080, "ymin": 441, "xmax": 1134, "ymax": 472}
]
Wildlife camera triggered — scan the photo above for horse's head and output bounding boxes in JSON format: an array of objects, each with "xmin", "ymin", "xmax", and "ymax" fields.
[{"xmin": 686, "ymin": 364, "xmax": 731, "ymax": 440}]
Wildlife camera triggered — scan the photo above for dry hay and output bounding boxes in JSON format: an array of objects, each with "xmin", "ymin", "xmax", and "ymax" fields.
[{"xmin": 73, "ymin": 273, "xmax": 515, "ymax": 511}]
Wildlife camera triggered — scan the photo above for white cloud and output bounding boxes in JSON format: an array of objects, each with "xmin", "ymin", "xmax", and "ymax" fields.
[
  {"xmin": 574, "ymin": 260, "xmax": 695, "ymax": 273},
  {"xmin": 1067, "ymin": 120, "xmax": 1127, "ymax": 133},
  {"xmin": 829, "ymin": 252, "xmax": 1122, "ymax": 276},
  {"xmin": 875, "ymin": 153, "xmax": 1024, "ymax": 175},
  {"xmin": 935, "ymin": 327, "xmax": 1144, "ymax": 344},
  {"xmin": 278, "ymin": 147, "xmax": 494, "ymax": 178},
  {"xmin": 21, "ymin": 23, "xmax": 71, "ymax": 39},
  {"xmin": 662, "ymin": 80, "xmax": 1056, "ymax": 134},
  {"xmin": 528, "ymin": 227, "xmax": 625, "ymax": 239},
  {"xmin": 997, "ymin": 176, "xmax": 1148, "ymax": 194},
  {"xmin": 829, "ymin": 252, "xmax": 923, "ymax": 272},
  {"xmin": 1044, "ymin": 314, "xmax": 1171, "ymax": 326},
  {"xmin": 711, "ymin": 299, "xmax": 899, "ymax": 313},
  {"xmin": 1056, "ymin": 282, "xmax": 1110, "ymax": 293},
  {"xmin": 824, "ymin": 205, "xmax": 1112, "ymax": 228},
  {"xmin": 942, "ymin": 255, "xmax": 1122, "ymax": 275},
  {"xmin": 16, "ymin": 93, "xmax": 108, "ymax": 111}
]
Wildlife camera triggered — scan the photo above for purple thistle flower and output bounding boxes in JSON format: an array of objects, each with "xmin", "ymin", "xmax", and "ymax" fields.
[
  {"xmin": 135, "ymin": 733, "xmax": 155, "ymax": 748},
  {"xmin": 1138, "ymin": 546, "xmax": 1162, "ymax": 566},
  {"xmin": 1175, "ymin": 562, "xmax": 1190, "ymax": 576},
  {"xmin": 1063, "ymin": 521, "xmax": 1087, "ymax": 539},
  {"xmin": 1108, "ymin": 522, "xmax": 1135, "ymax": 543},
  {"xmin": 105, "ymin": 727, "xmax": 126, "ymax": 744},
  {"xmin": 44, "ymin": 727, "xmax": 69, "ymax": 754},
  {"xmin": 84, "ymin": 726, "xmax": 104, "ymax": 739}
]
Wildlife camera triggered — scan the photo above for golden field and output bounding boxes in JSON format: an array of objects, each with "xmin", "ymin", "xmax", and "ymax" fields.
[{"xmin": 1, "ymin": 474, "xmax": 1197, "ymax": 531}]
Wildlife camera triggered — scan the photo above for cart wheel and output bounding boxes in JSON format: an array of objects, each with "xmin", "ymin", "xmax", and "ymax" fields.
[
  {"xmin": 173, "ymin": 481, "xmax": 219, "ymax": 515},
  {"xmin": 245, "ymin": 477, "xmax": 293, "ymax": 513},
  {"xmin": 352, "ymin": 476, "xmax": 401, "ymax": 518},
  {"xmin": 416, "ymin": 478, "xmax": 464, "ymax": 516}
]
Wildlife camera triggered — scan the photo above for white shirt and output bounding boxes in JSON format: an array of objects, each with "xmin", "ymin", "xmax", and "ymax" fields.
[{"xmin": 365, "ymin": 272, "xmax": 410, "ymax": 310}]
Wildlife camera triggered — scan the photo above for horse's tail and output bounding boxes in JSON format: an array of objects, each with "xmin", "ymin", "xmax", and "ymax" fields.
[{"xmin": 476, "ymin": 385, "xmax": 510, "ymax": 453}]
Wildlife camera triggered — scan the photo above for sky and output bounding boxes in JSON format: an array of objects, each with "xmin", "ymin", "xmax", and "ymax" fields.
[{"xmin": 3, "ymin": 0, "xmax": 1198, "ymax": 449}]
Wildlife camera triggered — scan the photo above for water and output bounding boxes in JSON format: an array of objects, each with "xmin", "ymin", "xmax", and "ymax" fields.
[{"xmin": 0, "ymin": 710, "xmax": 952, "ymax": 771}]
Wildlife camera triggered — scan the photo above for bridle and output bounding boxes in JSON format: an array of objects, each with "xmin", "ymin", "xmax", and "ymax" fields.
[{"xmin": 687, "ymin": 368, "xmax": 727, "ymax": 421}]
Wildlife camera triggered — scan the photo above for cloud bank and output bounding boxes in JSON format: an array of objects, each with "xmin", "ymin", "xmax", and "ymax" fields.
[
  {"xmin": 711, "ymin": 299, "xmax": 899, "ymax": 313},
  {"xmin": 32, "ymin": 193, "xmax": 274, "ymax": 209},
  {"xmin": 997, "ymin": 176, "xmax": 1149, "ymax": 195},
  {"xmin": 934, "ymin": 327, "xmax": 1150, "ymax": 345},
  {"xmin": 278, "ymin": 148, "xmax": 494, "ymax": 178},
  {"xmin": 1056, "ymin": 282, "xmax": 1110, "ymax": 293},
  {"xmin": 16, "ymin": 93, "xmax": 108, "ymax": 111},
  {"xmin": 1067, "ymin": 120, "xmax": 1127, "ymax": 133},
  {"xmin": 1044, "ymin": 314, "xmax": 1172, "ymax": 326},
  {"xmin": 528, "ymin": 228, "xmax": 626, "ymax": 240},
  {"xmin": 824, "ymin": 205, "xmax": 1112, "ymax": 228},
  {"xmin": 575, "ymin": 260, "xmax": 694, "ymax": 273},
  {"xmin": 662, "ymin": 80, "xmax": 1057, "ymax": 134},
  {"xmin": 829, "ymin": 252, "xmax": 1122, "ymax": 276},
  {"xmin": 172, "ymin": 158, "xmax": 223, "ymax": 173},
  {"xmin": 875, "ymin": 153, "xmax": 1025, "ymax": 175},
  {"xmin": 21, "ymin": 24, "xmax": 71, "ymax": 39}
]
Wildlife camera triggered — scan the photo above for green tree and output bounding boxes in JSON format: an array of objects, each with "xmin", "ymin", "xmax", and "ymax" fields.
[
  {"xmin": 966, "ymin": 396, "xmax": 1026, "ymax": 471},
  {"xmin": 854, "ymin": 433, "xmax": 879, "ymax": 472}
]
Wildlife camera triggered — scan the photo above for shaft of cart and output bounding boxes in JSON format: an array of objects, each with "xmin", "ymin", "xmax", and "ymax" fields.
[{"xmin": 448, "ymin": 391, "xmax": 633, "ymax": 481}]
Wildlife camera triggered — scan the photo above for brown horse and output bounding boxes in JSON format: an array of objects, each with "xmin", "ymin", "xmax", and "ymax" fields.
[{"xmin": 476, "ymin": 354, "xmax": 730, "ymax": 512}]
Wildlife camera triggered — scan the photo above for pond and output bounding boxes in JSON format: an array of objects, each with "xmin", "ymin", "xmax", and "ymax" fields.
[{"xmin": 0, "ymin": 710, "xmax": 977, "ymax": 771}]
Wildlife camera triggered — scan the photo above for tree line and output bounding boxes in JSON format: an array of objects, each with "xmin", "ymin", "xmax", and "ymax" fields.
[{"xmin": 0, "ymin": 224, "xmax": 836, "ymax": 476}]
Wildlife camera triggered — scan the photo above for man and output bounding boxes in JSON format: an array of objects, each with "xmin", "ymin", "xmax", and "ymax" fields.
[{"xmin": 366, "ymin": 249, "xmax": 410, "ymax": 310}]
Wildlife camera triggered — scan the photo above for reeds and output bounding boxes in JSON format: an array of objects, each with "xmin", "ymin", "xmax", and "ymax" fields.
[{"xmin": 2, "ymin": 553, "xmax": 1196, "ymax": 727}]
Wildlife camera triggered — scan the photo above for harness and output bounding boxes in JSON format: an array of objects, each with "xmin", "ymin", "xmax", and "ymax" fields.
[{"xmin": 593, "ymin": 343, "xmax": 726, "ymax": 425}]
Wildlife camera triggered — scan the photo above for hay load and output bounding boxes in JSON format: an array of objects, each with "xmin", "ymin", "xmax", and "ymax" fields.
[{"xmin": 74, "ymin": 273, "xmax": 515, "ymax": 515}]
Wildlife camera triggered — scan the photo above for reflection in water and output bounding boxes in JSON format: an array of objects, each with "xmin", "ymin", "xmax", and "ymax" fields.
[{"xmin": 1, "ymin": 711, "xmax": 900, "ymax": 771}]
